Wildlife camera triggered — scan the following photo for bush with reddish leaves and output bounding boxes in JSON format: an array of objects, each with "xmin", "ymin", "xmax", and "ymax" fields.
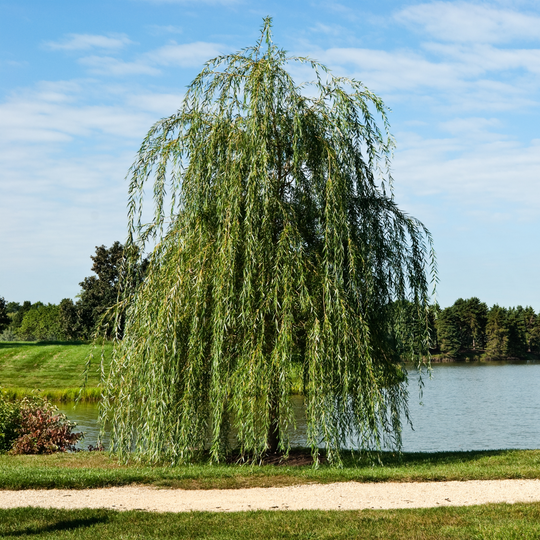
[{"xmin": 0, "ymin": 393, "xmax": 83, "ymax": 454}]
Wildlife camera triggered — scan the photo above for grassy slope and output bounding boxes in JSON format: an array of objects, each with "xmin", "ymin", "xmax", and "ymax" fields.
[
  {"xmin": 3, "ymin": 449, "xmax": 540, "ymax": 490},
  {"xmin": 0, "ymin": 341, "xmax": 306, "ymax": 398},
  {"xmin": 3, "ymin": 504, "xmax": 540, "ymax": 539},
  {"xmin": 0, "ymin": 341, "xmax": 111, "ymax": 400}
]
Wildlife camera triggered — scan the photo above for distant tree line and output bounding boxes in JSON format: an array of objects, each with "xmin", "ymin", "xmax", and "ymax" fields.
[
  {"xmin": 430, "ymin": 297, "xmax": 540, "ymax": 360},
  {"xmin": 0, "ymin": 242, "xmax": 147, "ymax": 342},
  {"xmin": 2, "ymin": 256, "xmax": 540, "ymax": 359}
]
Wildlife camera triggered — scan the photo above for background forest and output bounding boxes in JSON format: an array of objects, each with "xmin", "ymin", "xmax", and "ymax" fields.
[
  {"xmin": 1, "ymin": 243, "xmax": 538, "ymax": 362},
  {"xmin": 0, "ymin": 242, "xmax": 146, "ymax": 342}
]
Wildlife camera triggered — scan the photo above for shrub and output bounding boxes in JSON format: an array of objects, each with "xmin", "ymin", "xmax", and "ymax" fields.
[
  {"xmin": 0, "ymin": 397, "xmax": 20, "ymax": 452},
  {"xmin": 0, "ymin": 392, "xmax": 83, "ymax": 454}
]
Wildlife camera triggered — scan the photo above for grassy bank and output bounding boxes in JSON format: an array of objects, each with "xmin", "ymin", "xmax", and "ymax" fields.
[
  {"xmin": 3, "ymin": 503, "xmax": 540, "ymax": 539},
  {"xmin": 0, "ymin": 341, "xmax": 111, "ymax": 401},
  {"xmin": 3, "ymin": 449, "xmax": 540, "ymax": 490},
  {"xmin": 0, "ymin": 341, "xmax": 307, "ymax": 399}
]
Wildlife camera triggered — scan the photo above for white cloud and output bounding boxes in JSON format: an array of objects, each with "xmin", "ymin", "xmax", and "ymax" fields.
[
  {"xmin": 321, "ymin": 47, "xmax": 463, "ymax": 91},
  {"xmin": 439, "ymin": 117, "xmax": 501, "ymax": 137},
  {"xmin": 79, "ymin": 56, "xmax": 161, "ymax": 76},
  {"xmin": 394, "ymin": 130, "xmax": 540, "ymax": 214},
  {"xmin": 317, "ymin": 41, "xmax": 540, "ymax": 113},
  {"xmin": 0, "ymin": 80, "xmax": 165, "ymax": 302},
  {"xmin": 147, "ymin": 42, "xmax": 224, "ymax": 67},
  {"xmin": 395, "ymin": 1, "xmax": 540, "ymax": 44},
  {"xmin": 146, "ymin": 24, "xmax": 183, "ymax": 35},
  {"xmin": 428, "ymin": 42, "xmax": 540, "ymax": 77},
  {"xmin": 0, "ymin": 148, "xmax": 130, "ymax": 302},
  {"xmin": 60, "ymin": 41, "xmax": 226, "ymax": 77},
  {"xmin": 44, "ymin": 33, "xmax": 133, "ymax": 51},
  {"xmin": 310, "ymin": 23, "xmax": 348, "ymax": 36},
  {"xmin": 126, "ymin": 92, "xmax": 185, "ymax": 114},
  {"xmin": 0, "ymin": 81, "xmax": 157, "ymax": 144}
]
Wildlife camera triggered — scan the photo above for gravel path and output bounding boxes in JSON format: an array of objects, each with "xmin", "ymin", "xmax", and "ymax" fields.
[{"xmin": 2, "ymin": 480, "xmax": 540, "ymax": 512}]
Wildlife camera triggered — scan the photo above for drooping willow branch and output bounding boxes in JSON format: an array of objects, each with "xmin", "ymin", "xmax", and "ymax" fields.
[{"xmin": 101, "ymin": 18, "xmax": 437, "ymax": 465}]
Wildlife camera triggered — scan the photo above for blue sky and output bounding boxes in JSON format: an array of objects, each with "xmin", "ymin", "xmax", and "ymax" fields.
[{"xmin": 1, "ymin": 0, "xmax": 539, "ymax": 310}]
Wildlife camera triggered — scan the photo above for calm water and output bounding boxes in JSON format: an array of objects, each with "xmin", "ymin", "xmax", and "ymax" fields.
[{"xmin": 58, "ymin": 362, "xmax": 540, "ymax": 452}]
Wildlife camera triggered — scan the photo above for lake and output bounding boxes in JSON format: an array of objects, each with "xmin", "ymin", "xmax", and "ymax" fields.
[{"xmin": 58, "ymin": 361, "xmax": 540, "ymax": 452}]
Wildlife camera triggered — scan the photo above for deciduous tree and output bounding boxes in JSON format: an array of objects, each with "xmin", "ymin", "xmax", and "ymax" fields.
[
  {"xmin": 102, "ymin": 19, "xmax": 436, "ymax": 464},
  {"xmin": 0, "ymin": 297, "xmax": 10, "ymax": 334}
]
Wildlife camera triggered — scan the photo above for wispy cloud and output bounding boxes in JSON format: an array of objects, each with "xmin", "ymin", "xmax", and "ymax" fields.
[
  {"xmin": 146, "ymin": 24, "xmax": 183, "ymax": 36},
  {"xmin": 0, "ymin": 80, "xmax": 156, "ymax": 144},
  {"xmin": 44, "ymin": 33, "xmax": 133, "ymax": 51},
  {"xmin": 79, "ymin": 56, "xmax": 161, "ymax": 76},
  {"xmin": 0, "ymin": 79, "xmax": 167, "ymax": 302},
  {"xmin": 146, "ymin": 41, "xmax": 224, "ymax": 67},
  {"xmin": 423, "ymin": 42, "xmax": 540, "ymax": 75},
  {"xmin": 48, "ymin": 38, "xmax": 226, "ymax": 77},
  {"xmin": 394, "ymin": 128, "xmax": 540, "ymax": 213},
  {"xmin": 125, "ymin": 92, "xmax": 185, "ymax": 114},
  {"xmin": 309, "ymin": 23, "xmax": 348, "ymax": 37},
  {"xmin": 317, "ymin": 40, "xmax": 540, "ymax": 112},
  {"xmin": 395, "ymin": 1, "xmax": 540, "ymax": 43}
]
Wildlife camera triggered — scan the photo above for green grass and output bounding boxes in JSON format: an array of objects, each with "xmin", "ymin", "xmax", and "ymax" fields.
[
  {"xmin": 0, "ymin": 341, "xmax": 111, "ymax": 401},
  {"xmin": 3, "ymin": 449, "xmax": 540, "ymax": 490},
  {"xmin": 0, "ymin": 341, "xmax": 309, "ymax": 399},
  {"xmin": 3, "ymin": 503, "xmax": 540, "ymax": 539}
]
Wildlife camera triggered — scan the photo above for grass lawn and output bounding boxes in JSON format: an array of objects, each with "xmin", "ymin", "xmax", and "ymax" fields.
[
  {"xmin": 2, "ymin": 503, "xmax": 540, "ymax": 539},
  {"xmin": 0, "ymin": 341, "xmax": 111, "ymax": 401},
  {"xmin": 0, "ymin": 341, "xmax": 310, "ymax": 399},
  {"xmin": 3, "ymin": 449, "xmax": 540, "ymax": 490}
]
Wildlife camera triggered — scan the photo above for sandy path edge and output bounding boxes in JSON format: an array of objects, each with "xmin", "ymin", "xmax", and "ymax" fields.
[{"xmin": 2, "ymin": 480, "xmax": 540, "ymax": 512}]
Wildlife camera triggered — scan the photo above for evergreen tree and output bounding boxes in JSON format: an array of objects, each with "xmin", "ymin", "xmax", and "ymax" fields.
[
  {"xmin": 458, "ymin": 297, "xmax": 488, "ymax": 350},
  {"xmin": 517, "ymin": 306, "xmax": 536, "ymax": 353},
  {"xmin": 436, "ymin": 297, "xmax": 488, "ymax": 356},
  {"xmin": 436, "ymin": 306, "xmax": 461, "ymax": 357},
  {"xmin": 103, "ymin": 20, "xmax": 436, "ymax": 464},
  {"xmin": 530, "ymin": 313, "xmax": 540, "ymax": 354},
  {"xmin": 506, "ymin": 307, "xmax": 527, "ymax": 358},
  {"xmin": 484, "ymin": 305, "xmax": 509, "ymax": 359}
]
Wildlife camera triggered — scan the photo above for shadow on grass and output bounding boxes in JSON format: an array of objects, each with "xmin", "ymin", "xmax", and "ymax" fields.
[
  {"xmin": 201, "ymin": 447, "xmax": 523, "ymax": 472},
  {"xmin": 340, "ymin": 448, "xmax": 519, "ymax": 468},
  {"xmin": 2, "ymin": 512, "xmax": 110, "ymax": 537}
]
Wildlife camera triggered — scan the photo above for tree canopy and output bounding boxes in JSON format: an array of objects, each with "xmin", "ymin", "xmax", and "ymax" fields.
[
  {"xmin": 0, "ymin": 298, "xmax": 10, "ymax": 334},
  {"xmin": 102, "ymin": 19, "xmax": 436, "ymax": 465}
]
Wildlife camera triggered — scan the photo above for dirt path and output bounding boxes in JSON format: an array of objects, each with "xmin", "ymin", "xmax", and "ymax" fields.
[{"xmin": 2, "ymin": 480, "xmax": 540, "ymax": 512}]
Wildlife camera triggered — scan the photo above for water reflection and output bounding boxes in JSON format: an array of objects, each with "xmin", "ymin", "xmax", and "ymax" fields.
[{"xmin": 58, "ymin": 362, "xmax": 540, "ymax": 452}]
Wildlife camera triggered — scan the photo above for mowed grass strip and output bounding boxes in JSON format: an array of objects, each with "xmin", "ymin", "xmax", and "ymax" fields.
[
  {"xmin": 0, "ymin": 341, "xmax": 111, "ymax": 399},
  {"xmin": 2, "ymin": 503, "xmax": 540, "ymax": 539},
  {"xmin": 3, "ymin": 449, "xmax": 540, "ymax": 490},
  {"xmin": 0, "ymin": 342, "xmax": 307, "ymax": 398}
]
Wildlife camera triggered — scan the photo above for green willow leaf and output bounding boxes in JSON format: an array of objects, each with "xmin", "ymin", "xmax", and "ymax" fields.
[{"xmin": 101, "ymin": 17, "xmax": 437, "ymax": 465}]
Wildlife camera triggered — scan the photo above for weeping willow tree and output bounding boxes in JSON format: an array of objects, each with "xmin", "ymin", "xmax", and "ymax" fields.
[{"xmin": 101, "ymin": 18, "xmax": 436, "ymax": 465}]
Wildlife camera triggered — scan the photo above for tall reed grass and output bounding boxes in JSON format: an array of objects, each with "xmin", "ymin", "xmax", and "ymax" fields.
[{"xmin": 0, "ymin": 387, "xmax": 101, "ymax": 403}]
